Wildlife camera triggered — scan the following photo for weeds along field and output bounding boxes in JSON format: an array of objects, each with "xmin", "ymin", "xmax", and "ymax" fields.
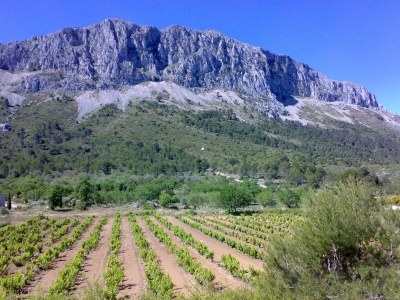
[{"xmin": 0, "ymin": 211, "xmax": 300, "ymax": 299}]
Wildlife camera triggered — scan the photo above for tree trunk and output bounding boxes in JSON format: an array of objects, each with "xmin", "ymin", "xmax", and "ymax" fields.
[{"xmin": 7, "ymin": 193, "xmax": 11, "ymax": 210}]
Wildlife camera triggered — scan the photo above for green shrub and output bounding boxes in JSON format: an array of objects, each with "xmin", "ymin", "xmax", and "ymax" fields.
[{"xmin": 260, "ymin": 181, "xmax": 400, "ymax": 299}]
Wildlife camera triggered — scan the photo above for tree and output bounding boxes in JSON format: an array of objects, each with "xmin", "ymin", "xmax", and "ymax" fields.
[
  {"xmin": 48, "ymin": 185, "xmax": 64, "ymax": 210},
  {"xmin": 187, "ymin": 192, "xmax": 204, "ymax": 210},
  {"xmin": 218, "ymin": 185, "xmax": 253, "ymax": 213},
  {"xmin": 76, "ymin": 178, "xmax": 93, "ymax": 210},
  {"xmin": 339, "ymin": 167, "xmax": 380, "ymax": 185},
  {"xmin": 7, "ymin": 192, "xmax": 11, "ymax": 210},
  {"xmin": 240, "ymin": 179, "xmax": 261, "ymax": 197},
  {"xmin": 277, "ymin": 188, "xmax": 301, "ymax": 208},
  {"xmin": 159, "ymin": 192, "xmax": 173, "ymax": 207},
  {"xmin": 256, "ymin": 188, "xmax": 277, "ymax": 207}
]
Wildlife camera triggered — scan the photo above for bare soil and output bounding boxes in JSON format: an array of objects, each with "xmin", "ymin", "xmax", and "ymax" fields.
[
  {"xmin": 74, "ymin": 217, "xmax": 114, "ymax": 290},
  {"xmin": 25, "ymin": 218, "xmax": 98, "ymax": 295},
  {"xmin": 136, "ymin": 217, "xmax": 198, "ymax": 297},
  {"xmin": 150, "ymin": 216, "xmax": 246, "ymax": 291},
  {"xmin": 118, "ymin": 217, "xmax": 146, "ymax": 299},
  {"xmin": 166, "ymin": 216, "xmax": 264, "ymax": 271}
]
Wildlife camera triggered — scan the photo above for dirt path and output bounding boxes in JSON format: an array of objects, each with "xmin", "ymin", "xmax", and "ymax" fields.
[
  {"xmin": 74, "ymin": 217, "xmax": 114, "ymax": 290},
  {"xmin": 166, "ymin": 216, "xmax": 264, "ymax": 271},
  {"xmin": 118, "ymin": 217, "xmax": 146, "ymax": 299},
  {"xmin": 151, "ymin": 216, "xmax": 246, "ymax": 291},
  {"xmin": 136, "ymin": 217, "xmax": 198, "ymax": 297},
  {"xmin": 26, "ymin": 218, "xmax": 98, "ymax": 295}
]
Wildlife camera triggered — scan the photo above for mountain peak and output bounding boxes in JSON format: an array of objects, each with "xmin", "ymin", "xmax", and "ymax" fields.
[{"xmin": 0, "ymin": 19, "xmax": 378, "ymax": 112}]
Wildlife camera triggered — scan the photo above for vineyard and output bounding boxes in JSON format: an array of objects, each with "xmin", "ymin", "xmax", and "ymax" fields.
[{"xmin": 0, "ymin": 211, "xmax": 299, "ymax": 299}]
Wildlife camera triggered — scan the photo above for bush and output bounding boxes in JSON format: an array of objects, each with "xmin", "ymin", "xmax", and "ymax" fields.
[
  {"xmin": 256, "ymin": 188, "xmax": 277, "ymax": 207},
  {"xmin": 158, "ymin": 193, "xmax": 173, "ymax": 208},
  {"xmin": 277, "ymin": 188, "xmax": 301, "ymax": 208},
  {"xmin": 259, "ymin": 181, "xmax": 400, "ymax": 299},
  {"xmin": 48, "ymin": 185, "xmax": 64, "ymax": 210},
  {"xmin": 389, "ymin": 195, "xmax": 400, "ymax": 204},
  {"xmin": 0, "ymin": 207, "xmax": 9, "ymax": 215}
]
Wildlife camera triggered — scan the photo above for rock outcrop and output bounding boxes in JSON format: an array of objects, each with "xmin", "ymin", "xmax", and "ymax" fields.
[{"xmin": 0, "ymin": 19, "xmax": 378, "ymax": 108}]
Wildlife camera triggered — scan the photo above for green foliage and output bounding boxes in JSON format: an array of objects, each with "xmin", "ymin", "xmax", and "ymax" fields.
[
  {"xmin": 277, "ymin": 188, "xmax": 301, "ymax": 208},
  {"xmin": 75, "ymin": 177, "xmax": 94, "ymax": 209},
  {"xmin": 104, "ymin": 214, "xmax": 123, "ymax": 299},
  {"xmin": 221, "ymin": 254, "xmax": 246, "ymax": 279},
  {"xmin": 259, "ymin": 181, "xmax": 400, "ymax": 299},
  {"xmin": 339, "ymin": 167, "xmax": 380, "ymax": 185},
  {"xmin": 49, "ymin": 217, "xmax": 107, "ymax": 294},
  {"xmin": 48, "ymin": 185, "xmax": 64, "ymax": 210},
  {"xmin": 255, "ymin": 187, "xmax": 277, "ymax": 207},
  {"xmin": 3, "ymin": 101, "xmax": 398, "ymax": 189},
  {"xmin": 158, "ymin": 192, "xmax": 173, "ymax": 207},
  {"xmin": 143, "ymin": 216, "xmax": 215, "ymax": 285},
  {"xmin": 219, "ymin": 184, "xmax": 253, "ymax": 213}
]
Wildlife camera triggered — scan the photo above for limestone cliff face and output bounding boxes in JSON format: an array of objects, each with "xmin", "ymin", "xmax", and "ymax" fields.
[{"xmin": 0, "ymin": 19, "xmax": 378, "ymax": 108}]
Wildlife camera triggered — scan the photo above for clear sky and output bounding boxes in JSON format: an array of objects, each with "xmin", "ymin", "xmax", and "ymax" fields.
[{"xmin": 1, "ymin": 0, "xmax": 399, "ymax": 114}]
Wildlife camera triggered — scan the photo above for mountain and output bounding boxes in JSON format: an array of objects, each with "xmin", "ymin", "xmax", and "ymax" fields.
[
  {"xmin": 0, "ymin": 19, "xmax": 400, "ymax": 183},
  {"xmin": 0, "ymin": 19, "xmax": 379, "ymax": 114}
]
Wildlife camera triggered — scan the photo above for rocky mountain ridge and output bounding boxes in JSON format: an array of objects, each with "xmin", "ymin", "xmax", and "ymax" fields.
[{"xmin": 0, "ymin": 18, "xmax": 378, "ymax": 113}]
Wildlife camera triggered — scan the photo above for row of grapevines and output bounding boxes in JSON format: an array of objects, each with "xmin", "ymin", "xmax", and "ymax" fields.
[
  {"xmin": 33, "ymin": 216, "xmax": 94, "ymax": 270},
  {"xmin": 0, "ymin": 218, "xmax": 86, "ymax": 294},
  {"xmin": 209, "ymin": 216, "xmax": 270, "ymax": 241},
  {"xmin": 0, "ymin": 215, "xmax": 49, "ymax": 246},
  {"xmin": 0, "ymin": 217, "xmax": 94, "ymax": 295},
  {"xmin": 104, "ymin": 214, "xmax": 124, "ymax": 300},
  {"xmin": 153, "ymin": 213, "xmax": 214, "ymax": 260},
  {"xmin": 1, "ymin": 217, "xmax": 74, "ymax": 270},
  {"xmin": 0, "ymin": 215, "xmax": 51, "ymax": 269},
  {"xmin": 221, "ymin": 215, "xmax": 273, "ymax": 234},
  {"xmin": 201, "ymin": 216, "xmax": 267, "ymax": 247},
  {"xmin": 11, "ymin": 218, "xmax": 81, "ymax": 268},
  {"xmin": 143, "ymin": 215, "xmax": 215, "ymax": 285},
  {"xmin": 0, "ymin": 267, "xmax": 35, "ymax": 294},
  {"xmin": 176, "ymin": 216, "xmax": 264, "ymax": 260},
  {"xmin": 50, "ymin": 218, "xmax": 80, "ymax": 243},
  {"xmin": 224, "ymin": 212, "xmax": 300, "ymax": 235},
  {"xmin": 49, "ymin": 217, "xmax": 108, "ymax": 295},
  {"xmin": 220, "ymin": 254, "xmax": 261, "ymax": 282},
  {"xmin": 127, "ymin": 213, "xmax": 174, "ymax": 299}
]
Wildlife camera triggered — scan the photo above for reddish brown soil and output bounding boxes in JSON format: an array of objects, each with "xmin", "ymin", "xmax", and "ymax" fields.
[
  {"xmin": 118, "ymin": 217, "xmax": 147, "ymax": 299},
  {"xmin": 150, "ymin": 216, "xmax": 246, "ymax": 291},
  {"xmin": 74, "ymin": 217, "xmax": 114, "ymax": 290},
  {"xmin": 26, "ymin": 219, "xmax": 98, "ymax": 295},
  {"xmin": 136, "ymin": 217, "xmax": 198, "ymax": 297},
  {"xmin": 166, "ymin": 216, "xmax": 264, "ymax": 271}
]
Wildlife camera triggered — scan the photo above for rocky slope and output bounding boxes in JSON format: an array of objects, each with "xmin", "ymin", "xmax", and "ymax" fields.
[{"xmin": 0, "ymin": 18, "xmax": 378, "ymax": 113}]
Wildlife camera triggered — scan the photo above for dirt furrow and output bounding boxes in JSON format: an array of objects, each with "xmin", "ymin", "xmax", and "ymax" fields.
[
  {"xmin": 74, "ymin": 217, "xmax": 114, "ymax": 290},
  {"xmin": 166, "ymin": 216, "xmax": 264, "ymax": 271},
  {"xmin": 118, "ymin": 216, "xmax": 146, "ymax": 299},
  {"xmin": 136, "ymin": 217, "xmax": 198, "ymax": 297},
  {"xmin": 26, "ymin": 218, "xmax": 98, "ymax": 295},
  {"xmin": 150, "ymin": 216, "xmax": 246, "ymax": 291}
]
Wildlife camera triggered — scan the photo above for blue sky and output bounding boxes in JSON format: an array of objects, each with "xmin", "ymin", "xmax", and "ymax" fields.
[{"xmin": 1, "ymin": 0, "xmax": 399, "ymax": 114}]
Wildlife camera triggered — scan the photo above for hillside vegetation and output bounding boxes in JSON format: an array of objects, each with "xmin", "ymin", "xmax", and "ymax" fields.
[{"xmin": 1, "ymin": 98, "xmax": 399, "ymax": 185}]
